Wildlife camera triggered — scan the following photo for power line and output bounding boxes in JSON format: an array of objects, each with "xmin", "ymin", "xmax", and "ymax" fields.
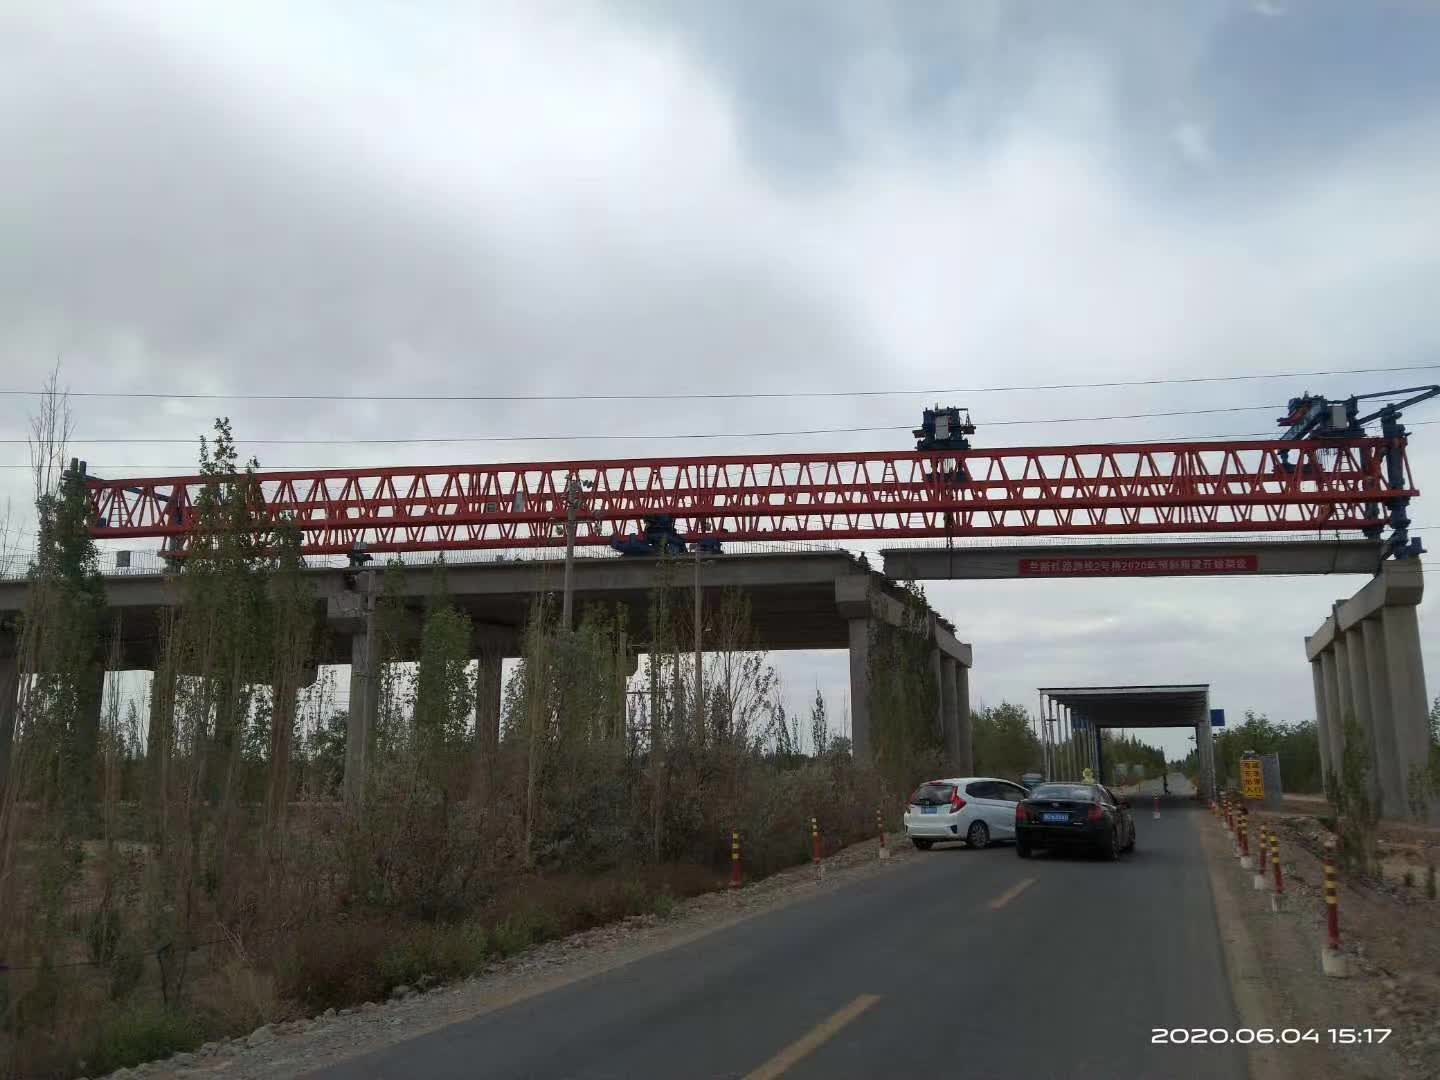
[
  {"xmin": 0, "ymin": 362, "xmax": 1435, "ymax": 403},
  {"xmin": 0, "ymin": 404, "xmax": 1283, "ymax": 446},
  {"xmin": 0, "ymin": 420, "xmax": 1435, "ymax": 472}
]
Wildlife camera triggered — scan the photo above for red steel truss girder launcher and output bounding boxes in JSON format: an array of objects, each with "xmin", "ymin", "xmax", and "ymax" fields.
[{"xmin": 85, "ymin": 437, "xmax": 1411, "ymax": 557}]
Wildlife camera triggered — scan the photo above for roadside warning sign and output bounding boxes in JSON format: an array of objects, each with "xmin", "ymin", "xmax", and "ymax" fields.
[{"xmin": 1240, "ymin": 756, "xmax": 1265, "ymax": 800}]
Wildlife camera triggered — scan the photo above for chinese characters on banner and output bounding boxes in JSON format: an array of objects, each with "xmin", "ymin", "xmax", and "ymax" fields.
[{"xmin": 1017, "ymin": 555, "xmax": 1261, "ymax": 577}]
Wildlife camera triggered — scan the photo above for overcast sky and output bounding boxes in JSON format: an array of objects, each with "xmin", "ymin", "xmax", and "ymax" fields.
[{"xmin": 3, "ymin": 1, "xmax": 1440, "ymax": 759}]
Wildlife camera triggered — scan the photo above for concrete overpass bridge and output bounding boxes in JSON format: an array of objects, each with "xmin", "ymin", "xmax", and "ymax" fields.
[
  {"xmin": 2, "ymin": 535, "xmax": 1432, "ymax": 818},
  {"xmin": 0, "ymin": 550, "xmax": 975, "ymax": 797}
]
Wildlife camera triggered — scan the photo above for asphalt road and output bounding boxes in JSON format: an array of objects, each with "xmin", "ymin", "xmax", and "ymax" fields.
[{"xmin": 312, "ymin": 801, "xmax": 1244, "ymax": 1080}]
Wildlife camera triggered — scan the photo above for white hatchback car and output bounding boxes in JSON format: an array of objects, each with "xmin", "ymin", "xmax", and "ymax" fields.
[{"xmin": 904, "ymin": 776, "xmax": 1032, "ymax": 850}]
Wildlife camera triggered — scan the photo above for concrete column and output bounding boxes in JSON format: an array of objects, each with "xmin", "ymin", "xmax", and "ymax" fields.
[
  {"xmin": 1040, "ymin": 700, "xmax": 1053, "ymax": 776},
  {"xmin": 940, "ymin": 655, "xmax": 958, "ymax": 770},
  {"xmin": 847, "ymin": 618, "xmax": 871, "ymax": 760},
  {"xmin": 473, "ymin": 650, "xmax": 502, "ymax": 805},
  {"xmin": 1334, "ymin": 631, "xmax": 1355, "ymax": 741},
  {"xmin": 930, "ymin": 647, "xmax": 944, "ymax": 740},
  {"xmin": 1310, "ymin": 658, "xmax": 1332, "ymax": 791},
  {"xmin": 1379, "ymin": 605, "xmax": 1435, "ymax": 822},
  {"xmin": 1319, "ymin": 648, "xmax": 1344, "ymax": 790},
  {"xmin": 955, "ymin": 662, "xmax": 973, "ymax": 775},
  {"xmin": 146, "ymin": 664, "xmax": 177, "ymax": 806},
  {"xmin": 0, "ymin": 650, "xmax": 17, "ymax": 797},
  {"xmin": 1059, "ymin": 705, "xmax": 1071, "ymax": 783},
  {"xmin": 1197, "ymin": 717, "xmax": 1215, "ymax": 800},
  {"xmin": 1065, "ymin": 706, "xmax": 1076, "ymax": 779},
  {"xmin": 345, "ymin": 631, "xmax": 376, "ymax": 805},
  {"xmin": 1343, "ymin": 626, "xmax": 1383, "ymax": 813},
  {"xmin": 1361, "ymin": 617, "xmax": 1405, "ymax": 819}
]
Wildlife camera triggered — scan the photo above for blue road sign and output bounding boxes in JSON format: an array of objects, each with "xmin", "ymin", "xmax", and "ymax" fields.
[{"xmin": 1210, "ymin": 708, "xmax": 1225, "ymax": 728}]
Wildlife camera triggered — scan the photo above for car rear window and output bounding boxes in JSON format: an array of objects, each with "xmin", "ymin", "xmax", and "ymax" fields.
[
  {"xmin": 910, "ymin": 782, "xmax": 956, "ymax": 805},
  {"xmin": 1029, "ymin": 784, "xmax": 1097, "ymax": 801}
]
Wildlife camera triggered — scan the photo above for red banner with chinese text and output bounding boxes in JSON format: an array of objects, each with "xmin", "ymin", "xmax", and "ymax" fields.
[{"xmin": 1017, "ymin": 555, "xmax": 1260, "ymax": 577}]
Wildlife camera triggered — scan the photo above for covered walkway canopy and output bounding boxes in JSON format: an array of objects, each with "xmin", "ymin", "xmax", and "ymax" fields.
[{"xmin": 1037, "ymin": 684, "xmax": 1215, "ymax": 797}]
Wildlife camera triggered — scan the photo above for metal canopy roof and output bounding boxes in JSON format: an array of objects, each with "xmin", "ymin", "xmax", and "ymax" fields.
[{"xmin": 1038, "ymin": 684, "xmax": 1211, "ymax": 729}]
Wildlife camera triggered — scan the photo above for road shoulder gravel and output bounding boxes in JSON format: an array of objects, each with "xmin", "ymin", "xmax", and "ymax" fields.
[{"xmin": 1198, "ymin": 810, "xmax": 1410, "ymax": 1080}]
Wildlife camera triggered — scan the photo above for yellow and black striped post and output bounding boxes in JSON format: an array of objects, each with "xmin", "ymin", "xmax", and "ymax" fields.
[
  {"xmin": 730, "ymin": 829, "xmax": 742, "ymax": 889},
  {"xmin": 811, "ymin": 815, "xmax": 822, "ymax": 867},
  {"xmin": 876, "ymin": 807, "xmax": 888, "ymax": 859},
  {"xmin": 1324, "ymin": 837, "xmax": 1340, "ymax": 950}
]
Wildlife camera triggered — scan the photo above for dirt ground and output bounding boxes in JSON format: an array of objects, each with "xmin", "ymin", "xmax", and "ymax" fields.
[{"xmin": 1202, "ymin": 803, "xmax": 1440, "ymax": 1079}]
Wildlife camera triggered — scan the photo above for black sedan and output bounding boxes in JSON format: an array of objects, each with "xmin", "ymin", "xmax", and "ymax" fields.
[{"xmin": 1015, "ymin": 782, "xmax": 1136, "ymax": 859}]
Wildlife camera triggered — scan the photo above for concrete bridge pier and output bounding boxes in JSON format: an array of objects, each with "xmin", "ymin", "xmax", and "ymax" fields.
[
  {"xmin": 931, "ymin": 647, "xmax": 945, "ymax": 744},
  {"xmin": 1196, "ymin": 711, "xmax": 1216, "ymax": 801},
  {"xmin": 954, "ymin": 661, "xmax": 973, "ymax": 774},
  {"xmin": 1306, "ymin": 559, "xmax": 1433, "ymax": 822},
  {"xmin": 471, "ymin": 626, "xmax": 512, "ymax": 806},
  {"xmin": 345, "ymin": 630, "xmax": 377, "ymax": 805},
  {"xmin": 838, "ymin": 579, "xmax": 972, "ymax": 771},
  {"xmin": 846, "ymin": 616, "xmax": 872, "ymax": 760},
  {"xmin": 146, "ymin": 664, "xmax": 176, "ymax": 802},
  {"xmin": 940, "ymin": 655, "xmax": 958, "ymax": 767}
]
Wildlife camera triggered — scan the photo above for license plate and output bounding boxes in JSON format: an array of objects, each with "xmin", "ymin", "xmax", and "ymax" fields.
[
  {"xmin": 922, "ymin": 805, "xmax": 938, "ymax": 815},
  {"xmin": 1042, "ymin": 812, "xmax": 1069, "ymax": 824}
]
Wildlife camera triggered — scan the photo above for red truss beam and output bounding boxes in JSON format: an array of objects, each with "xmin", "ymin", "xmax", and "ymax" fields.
[{"xmin": 85, "ymin": 438, "xmax": 1412, "ymax": 557}]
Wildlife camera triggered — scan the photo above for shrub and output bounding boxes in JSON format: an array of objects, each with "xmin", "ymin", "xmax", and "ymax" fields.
[
  {"xmin": 83, "ymin": 1004, "xmax": 205, "ymax": 1076},
  {"xmin": 277, "ymin": 921, "xmax": 389, "ymax": 1011},
  {"xmin": 378, "ymin": 922, "xmax": 489, "ymax": 992},
  {"xmin": 108, "ymin": 945, "xmax": 146, "ymax": 1002},
  {"xmin": 489, "ymin": 915, "xmax": 537, "ymax": 958}
]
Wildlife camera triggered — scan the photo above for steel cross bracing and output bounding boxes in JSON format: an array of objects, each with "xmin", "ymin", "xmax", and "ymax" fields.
[{"xmin": 85, "ymin": 437, "xmax": 1412, "ymax": 557}]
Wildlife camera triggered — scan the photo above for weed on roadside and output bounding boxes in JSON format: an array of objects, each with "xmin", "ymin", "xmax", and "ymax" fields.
[{"xmin": 82, "ymin": 1004, "xmax": 206, "ymax": 1077}]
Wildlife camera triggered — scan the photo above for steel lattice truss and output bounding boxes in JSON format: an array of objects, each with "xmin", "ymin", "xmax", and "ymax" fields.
[{"xmin": 85, "ymin": 438, "xmax": 1412, "ymax": 557}]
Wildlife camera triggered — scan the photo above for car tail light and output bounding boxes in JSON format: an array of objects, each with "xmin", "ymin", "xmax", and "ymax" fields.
[
  {"xmin": 1016, "ymin": 803, "xmax": 1030, "ymax": 822},
  {"xmin": 950, "ymin": 793, "xmax": 966, "ymax": 814},
  {"xmin": 1087, "ymin": 804, "xmax": 1104, "ymax": 822}
]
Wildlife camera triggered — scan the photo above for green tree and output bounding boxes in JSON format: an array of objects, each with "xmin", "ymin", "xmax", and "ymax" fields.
[
  {"xmin": 411, "ymin": 566, "xmax": 474, "ymax": 772},
  {"xmin": 21, "ymin": 459, "xmax": 107, "ymax": 816},
  {"xmin": 972, "ymin": 703, "xmax": 1042, "ymax": 779},
  {"xmin": 808, "ymin": 688, "xmax": 829, "ymax": 757},
  {"xmin": 1188, "ymin": 710, "xmax": 1324, "ymax": 795}
]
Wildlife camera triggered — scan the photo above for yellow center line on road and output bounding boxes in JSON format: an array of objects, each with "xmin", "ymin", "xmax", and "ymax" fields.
[
  {"xmin": 743, "ymin": 994, "xmax": 881, "ymax": 1080},
  {"xmin": 988, "ymin": 876, "xmax": 1037, "ymax": 911}
]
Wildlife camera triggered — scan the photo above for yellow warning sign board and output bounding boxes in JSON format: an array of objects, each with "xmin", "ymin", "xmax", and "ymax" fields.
[{"xmin": 1240, "ymin": 757, "xmax": 1265, "ymax": 800}]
